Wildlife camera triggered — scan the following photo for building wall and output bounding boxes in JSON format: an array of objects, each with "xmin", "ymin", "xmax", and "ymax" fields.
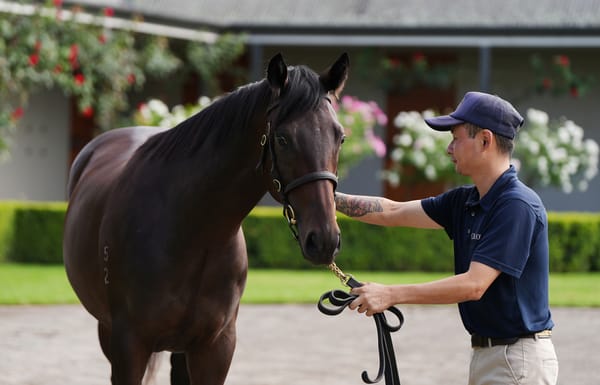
[{"xmin": 0, "ymin": 89, "xmax": 70, "ymax": 201}]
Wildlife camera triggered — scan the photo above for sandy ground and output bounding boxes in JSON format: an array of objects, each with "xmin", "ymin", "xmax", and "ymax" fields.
[{"xmin": 0, "ymin": 304, "xmax": 597, "ymax": 385}]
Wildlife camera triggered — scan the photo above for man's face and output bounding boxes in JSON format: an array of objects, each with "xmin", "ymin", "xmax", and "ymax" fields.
[{"xmin": 447, "ymin": 124, "xmax": 482, "ymax": 177}]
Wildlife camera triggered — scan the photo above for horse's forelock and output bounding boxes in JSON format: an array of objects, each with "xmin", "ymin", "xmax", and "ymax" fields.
[{"xmin": 275, "ymin": 66, "xmax": 324, "ymax": 126}]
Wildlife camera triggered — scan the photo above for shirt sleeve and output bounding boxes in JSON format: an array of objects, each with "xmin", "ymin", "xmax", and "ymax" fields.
[
  {"xmin": 471, "ymin": 199, "xmax": 539, "ymax": 278},
  {"xmin": 421, "ymin": 187, "xmax": 471, "ymax": 240}
]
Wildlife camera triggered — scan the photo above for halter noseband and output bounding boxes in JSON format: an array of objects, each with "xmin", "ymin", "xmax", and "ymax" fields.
[{"xmin": 257, "ymin": 97, "xmax": 338, "ymax": 241}]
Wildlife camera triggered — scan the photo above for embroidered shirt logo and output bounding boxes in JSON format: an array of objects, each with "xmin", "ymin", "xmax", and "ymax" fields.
[{"xmin": 471, "ymin": 233, "xmax": 482, "ymax": 240}]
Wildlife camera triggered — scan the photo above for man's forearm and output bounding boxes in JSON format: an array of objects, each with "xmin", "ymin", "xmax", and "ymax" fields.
[
  {"xmin": 335, "ymin": 192, "xmax": 384, "ymax": 218},
  {"xmin": 335, "ymin": 192, "xmax": 441, "ymax": 229}
]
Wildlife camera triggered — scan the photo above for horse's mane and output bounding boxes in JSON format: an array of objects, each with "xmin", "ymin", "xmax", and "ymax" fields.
[{"xmin": 137, "ymin": 65, "xmax": 325, "ymax": 161}]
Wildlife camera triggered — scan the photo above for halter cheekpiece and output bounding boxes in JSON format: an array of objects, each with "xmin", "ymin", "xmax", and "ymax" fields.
[{"xmin": 257, "ymin": 96, "xmax": 338, "ymax": 240}]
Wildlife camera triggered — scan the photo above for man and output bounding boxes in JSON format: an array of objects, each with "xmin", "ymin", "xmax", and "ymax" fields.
[{"xmin": 335, "ymin": 91, "xmax": 558, "ymax": 385}]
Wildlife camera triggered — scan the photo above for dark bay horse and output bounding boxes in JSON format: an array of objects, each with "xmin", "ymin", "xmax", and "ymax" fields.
[{"xmin": 63, "ymin": 53, "xmax": 349, "ymax": 384}]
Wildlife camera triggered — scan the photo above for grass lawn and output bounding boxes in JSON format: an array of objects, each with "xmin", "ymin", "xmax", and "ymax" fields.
[{"xmin": 0, "ymin": 263, "xmax": 598, "ymax": 307}]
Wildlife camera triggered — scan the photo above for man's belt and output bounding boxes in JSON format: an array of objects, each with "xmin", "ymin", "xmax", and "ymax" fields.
[{"xmin": 471, "ymin": 330, "xmax": 552, "ymax": 348}]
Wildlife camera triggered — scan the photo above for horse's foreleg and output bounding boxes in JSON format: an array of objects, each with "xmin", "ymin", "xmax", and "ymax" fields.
[
  {"xmin": 170, "ymin": 352, "xmax": 190, "ymax": 385},
  {"xmin": 186, "ymin": 323, "xmax": 237, "ymax": 385},
  {"xmin": 109, "ymin": 324, "xmax": 152, "ymax": 385}
]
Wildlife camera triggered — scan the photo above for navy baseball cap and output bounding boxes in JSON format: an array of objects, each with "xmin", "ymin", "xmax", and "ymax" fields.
[{"xmin": 424, "ymin": 92, "xmax": 524, "ymax": 139}]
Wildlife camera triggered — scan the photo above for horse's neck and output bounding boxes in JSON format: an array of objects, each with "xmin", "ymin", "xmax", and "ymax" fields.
[{"xmin": 186, "ymin": 117, "xmax": 270, "ymax": 221}]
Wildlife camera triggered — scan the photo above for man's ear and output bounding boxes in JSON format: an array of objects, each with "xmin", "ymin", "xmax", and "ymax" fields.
[{"xmin": 481, "ymin": 130, "xmax": 493, "ymax": 148}]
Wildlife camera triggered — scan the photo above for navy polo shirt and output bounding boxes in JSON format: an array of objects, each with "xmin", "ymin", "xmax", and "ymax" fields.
[{"xmin": 421, "ymin": 166, "xmax": 554, "ymax": 338}]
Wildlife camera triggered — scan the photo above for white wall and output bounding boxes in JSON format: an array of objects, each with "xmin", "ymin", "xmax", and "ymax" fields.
[{"xmin": 0, "ymin": 89, "xmax": 70, "ymax": 201}]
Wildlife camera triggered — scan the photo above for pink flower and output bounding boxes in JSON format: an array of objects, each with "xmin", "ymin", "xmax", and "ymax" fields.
[
  {"xmin": 366, "ymin": 130, "xmax": 387, "ymax": 157},
  {"xmin": 104, "ymin": 7, "xmax": 114, "ymax": 17}
]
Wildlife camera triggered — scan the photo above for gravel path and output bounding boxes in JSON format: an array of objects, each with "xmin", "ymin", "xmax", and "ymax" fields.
[{"xmin": 0, "ymin": 304, "xmax": 597, "ymax": 384}]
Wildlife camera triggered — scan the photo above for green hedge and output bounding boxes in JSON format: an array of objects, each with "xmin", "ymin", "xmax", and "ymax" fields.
[
  {"xmin": 0, "ymin": 201, "xmax": 67, "ymax": 264},
  {"xmin": 0, "ymin": 201, "xmax": 599, "ymax": 272}
]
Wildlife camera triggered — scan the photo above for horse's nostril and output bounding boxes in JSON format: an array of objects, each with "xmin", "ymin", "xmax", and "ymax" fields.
[
  {"xmin": 304, "ymin": 231, "xmax": 340, "ymax": 263},
  {"xmin": 305, "ymin": 232, "xmax": 319, "ymax": 257}
]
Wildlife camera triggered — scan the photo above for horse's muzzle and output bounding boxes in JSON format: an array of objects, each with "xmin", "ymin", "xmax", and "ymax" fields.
[{"xmin": 303, "ymin": 228, "xmax": 341, "ymax": 265}]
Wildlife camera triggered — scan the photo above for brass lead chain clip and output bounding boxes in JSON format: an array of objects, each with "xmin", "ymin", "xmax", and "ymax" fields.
[{"xmin": 327, "ymin": 262, "xmax": 353, "ymax": 287}]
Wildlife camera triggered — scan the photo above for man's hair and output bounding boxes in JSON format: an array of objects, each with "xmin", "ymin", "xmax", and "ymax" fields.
[{"xmin": 464, "ymin": 123, "xmax": 516, "ymax": 155}]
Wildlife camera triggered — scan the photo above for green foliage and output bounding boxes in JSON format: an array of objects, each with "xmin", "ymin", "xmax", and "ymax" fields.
[
  {"xmin": 0, "ymin": 201, "xmax": 66, "ymax": 264},
  {"xmin": 1, "ymin": 202, "xmax": 599, "ymax": 273},
  {"xmin": 0, "ymin": 1, "xmax": 246, "ymax": 153},
  {"xmin": 0, "ymin": 202, "xmax": 17, "ymax": 262},
  {"xmin": 547, "ymin": 212, "xmax": 600, "ymax": 272},
  {"xmin": 187, "ymin": 33, "xmax": 247, "ymax": 94},
  {"xmin": 243, "ymin": 207, "xmax": 315, "ymax": 269}
]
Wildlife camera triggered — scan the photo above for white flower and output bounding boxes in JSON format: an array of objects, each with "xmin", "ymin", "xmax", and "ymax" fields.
[
  {"xmin": 527, "ymin": 108, "xmax": 549, "ymax": 126},
  {"xmin": 424, "ymin": 165, "xmax": 437, "ymax": 180},
  {"xmin": 147, "ymin": 99, "xmax": 169, "ymax": 116},
  {"xmin": 394, "ymin": 133, "xmax": 413, "ymax": 147},
  {"xmin": 391, "ymin": 148, "xmax": 404, "ymax": 162}
]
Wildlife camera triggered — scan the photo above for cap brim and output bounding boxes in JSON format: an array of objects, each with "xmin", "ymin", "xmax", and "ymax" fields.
[{"xmin": 424, "ymin": 115, "xmax": 465, "ymax": 131}]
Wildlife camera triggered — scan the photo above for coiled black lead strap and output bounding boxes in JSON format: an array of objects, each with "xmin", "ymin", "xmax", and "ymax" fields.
[{"xmin": 317, "ymin": 264, "xmax": 404, "ymax": 385}]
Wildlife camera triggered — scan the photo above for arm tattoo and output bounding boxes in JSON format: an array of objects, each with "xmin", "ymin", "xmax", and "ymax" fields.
[{"xmin": 335, "ymin": 193, "xmax": 384, "ymax": 217}]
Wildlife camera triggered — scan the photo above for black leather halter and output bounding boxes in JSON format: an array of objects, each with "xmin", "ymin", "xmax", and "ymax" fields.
[
  {"xmin": 318, "ymin": 265, "xmax": 404, "ymax": 385},
  {"xmin": 257, "ymin": 98, "xmax": 338, "ymax": 240}
]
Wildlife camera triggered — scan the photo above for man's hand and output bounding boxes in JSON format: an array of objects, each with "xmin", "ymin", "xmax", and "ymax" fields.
[{"xmin": 348, "ymin": 282, "xmax": 392, "ymax": 317}]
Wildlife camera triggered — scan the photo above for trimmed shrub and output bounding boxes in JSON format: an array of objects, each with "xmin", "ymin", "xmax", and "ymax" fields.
[
  {"xmin": 0, "ymin": 202, "xmax": 67, "ymax": 264},
  {"xmin": 0, "ymin": 201, "xmax": 599, "ymax": 272}
]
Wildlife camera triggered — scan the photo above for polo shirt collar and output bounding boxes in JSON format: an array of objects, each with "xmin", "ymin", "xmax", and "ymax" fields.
[{"xmin": 465, "ymin": 165, "xmax": 517, "ymax": 211}]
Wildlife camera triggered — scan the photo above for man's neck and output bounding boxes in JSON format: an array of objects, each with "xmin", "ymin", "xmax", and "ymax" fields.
[{"xmin": 472, "ymin": 160, "xmax": 511, "ymax": 198}]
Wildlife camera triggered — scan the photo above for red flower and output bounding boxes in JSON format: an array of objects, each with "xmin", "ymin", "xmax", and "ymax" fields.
[
  {"xmin": 98, "ymin": 34, "xmax": 106, "ymax": 44},
  {"xmin": 570, "ymin": 85, "xmax": 579, "ymax": 98},
  {"xmin": 127, "ymin": 73, "xmax": 136, "ymax": 85},
  {"xmin": 104, "ymin": 7, "xmax": 114, "ymax": 17},
  {"xmin": 69, "ymin": 44, "xmax": 79, "ymax": 68},
  {"xmin": 555, "ymin": 55, "xmax": 570, "ymax": 68},
  {"xmin": 542, "ymin": 78, "xmax": 552, "ymax": 90},
  {"xmin": 53, "ymin": 0, "xmax": 62, "ymax": 7},
  {"xmin": 74, "ymin": 73, "xmax": 85, "ymax": 86},
  {"xmin": 53, "ymin": 64, "xmax": 63, "ymax": 74},
  {"xmin": 11, "ymin": 107, "xmax": 24, "ymax": 121},
  {"xmin": 28, "ymin": 54, "xmax": 39, "ymax": 66},
  {"xmin": 81, "ymin": 106, "xmax": 94, "ymax": 118},
  {"xmin": 388, "ymin": 57, "xmax": 401, "ymax": 68},
  {"xmin": 412, "ymin": 52, "xmax": 426, "ymax": 63}
]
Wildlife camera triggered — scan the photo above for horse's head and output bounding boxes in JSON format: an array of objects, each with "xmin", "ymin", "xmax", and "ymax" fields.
[{"xmin": 261, "ymin": 53, "xmax": 349, "ymax": 265}]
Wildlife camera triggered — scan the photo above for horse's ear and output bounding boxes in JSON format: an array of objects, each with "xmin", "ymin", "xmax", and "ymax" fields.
[
  {"xmin": 320, "ymin": 53, "xmax": 349, "ymax": 99},
  {"xmin": 267, "ymin": 53, "xmax": 288, "ymax": 92}
]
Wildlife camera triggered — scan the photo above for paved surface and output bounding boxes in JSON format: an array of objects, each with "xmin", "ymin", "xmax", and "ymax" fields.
[{"xmin": 0, "ymin": 304, "xmax": 598, "ymax": 385}]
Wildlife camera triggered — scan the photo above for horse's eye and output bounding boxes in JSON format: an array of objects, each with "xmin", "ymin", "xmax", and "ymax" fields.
[
  {"xmin": 276, "ymin": 136, "xmax": 288, "ymax": 146},
  {"xmin": 341, "ymin": 135, "xmax": 346, "ymax": 144}
]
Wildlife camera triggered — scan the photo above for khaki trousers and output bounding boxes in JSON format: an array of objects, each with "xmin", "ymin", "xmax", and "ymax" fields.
[{"xmin": 469, "ymin": 338, "xmax": 558, "ymax": 385}]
